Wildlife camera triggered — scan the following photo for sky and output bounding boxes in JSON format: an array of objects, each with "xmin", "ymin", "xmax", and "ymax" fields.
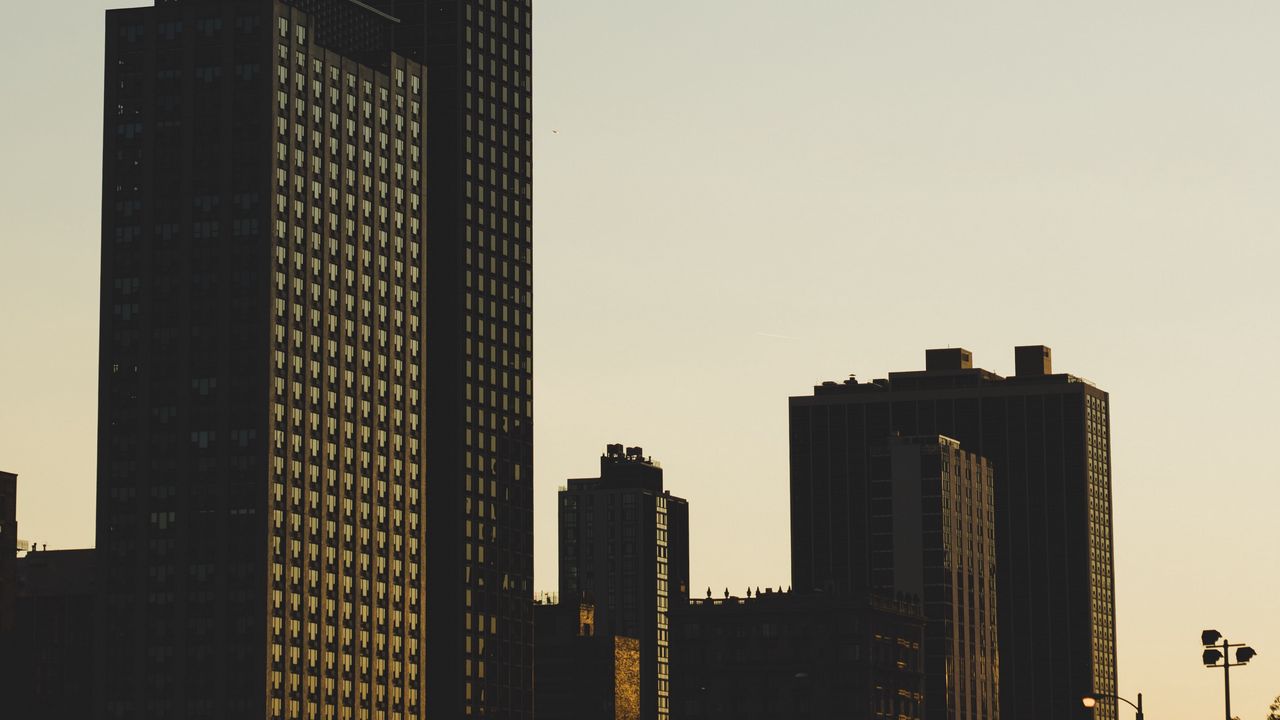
[{"xmin": 1, "ymin": 0, "xmax": 1278, "ymax": 716}]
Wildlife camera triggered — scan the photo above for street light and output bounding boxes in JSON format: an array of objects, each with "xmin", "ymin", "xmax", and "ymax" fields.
[
  {"xmin": 1082, "ymin": 692, "xmax": 1144, "ymax": 720},
  {"xmin": 1201, "ymin": 629, "xmax": 1258, "ymax": 720}
]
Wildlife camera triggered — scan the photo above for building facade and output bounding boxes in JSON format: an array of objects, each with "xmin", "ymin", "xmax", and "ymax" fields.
[
  {"xmin": 789, "ymin": 346, "xmax": 1116, "ymax": 720},
  {"xmin": 96, "ymin": 0, "xmax": 530, "ymax": 717},
  {"xmin": 670, "ymin": 589, "xmax": 925, "ymax": 720},
  {"xmin": 559, "ymin": 445, "xmax": 691, "ymax": 720},
  {"xmin": 0, "ymin": 470, "xmax": 16, "ymax": 695},
  {"xmin": 0, "ymin": 471, "xmax": 15, "ymax": 639},
  {"xmin": 870, "ymin": 436, "xmax": 999, "ymax": 720},
  {"xmin": 10, "ymin": 549, "xmax": 97, "ymax": 720},
  {"xmin": 387, "ymin": 1, "xmax": 536, "ymax": 715},
  {"xmin": 534, "ymin": 594, "xmax": 641, "ymax": 720}
]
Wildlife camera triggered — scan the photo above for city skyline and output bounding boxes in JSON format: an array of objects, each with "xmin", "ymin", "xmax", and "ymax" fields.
[{"xmin": 3, "ymin": 1, "xmax": 1279, "ymax": 718}]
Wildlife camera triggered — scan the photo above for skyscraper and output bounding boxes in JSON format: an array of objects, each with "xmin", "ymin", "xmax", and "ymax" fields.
[
  {"xmin": 387, "ymin": 2, "xmax": 536, "ymax": 715},
  {"xmin": 95, "ymin": 0, "xmax": 531, "ymax": 717},
  {"xmin": 870, "ymin": 436, "xmax": 999, "ymax": 720},
  {"xmin": 789, "ymin": 346, "xmax": 1116, "ymax": 720},
  {"xmin": 558, "ymin": 445, "xmax": 690, "ymax": 720}
]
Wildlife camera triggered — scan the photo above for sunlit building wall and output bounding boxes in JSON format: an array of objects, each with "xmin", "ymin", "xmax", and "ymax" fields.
[
  {"xmin": 534, "ymin": 595, "xmax": 641, "ymax": 720},
  {"xmin": 870, "ymin": 436, "xmax": 999, "ymax": 720},
  {"xmin": 97, "ymin": 1, "xmax": 430, "ymax": 716}
]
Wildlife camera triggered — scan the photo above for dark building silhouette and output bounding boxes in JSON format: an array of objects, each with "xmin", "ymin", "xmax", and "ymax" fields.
[
  {"xmin": 11, "ymin": 548, "xmax": 97, "ymax": 720},
  {"xmin": 0, "ymin": 470, "xmax": 15, "ymax": 639},
  {"xmin": 559, "ymin": 445, "xmax": 690, "ymax": 720},
  {"xmin": 96, "ymin": 1, "xmax": 531, "ymax": 717},
  {"xmin": 534, "ymin": 594, "xmax": 641, "ymax": 720},
  {"xmin": 790, "ymin": 346, "xmax": 1116, "ymax": 720},
  {"xmin": 870, "ymin": 436, "xmax": 998, "ymax": 720},
  {"xmin": 0, "ymin": 470, "xmax": 16, "ymax": 694},
  {"xmin": 670, "ymin": 588, "xmax": 925, "ymax": 720}
]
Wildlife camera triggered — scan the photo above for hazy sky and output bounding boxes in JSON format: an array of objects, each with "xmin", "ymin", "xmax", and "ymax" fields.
[{"xmin": 2, "ymin": 0, "xmax": 1277, "ymax": 716}]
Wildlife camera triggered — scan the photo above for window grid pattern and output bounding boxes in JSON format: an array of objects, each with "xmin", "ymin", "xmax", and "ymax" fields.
[
  {"xmin": 267, "ymin": 5, "xmax": 428, "ymax": 719},
  {"xmin": 457, "ymin": 0, "xmax": 534, "ymax": 716},
  {"xmin": 99, "ymin": 4, "xmax": 272, "ymax": 717},
  {"xmin": 1086, "ymin": 394, "xmax": 1117, "ymax": 720}
]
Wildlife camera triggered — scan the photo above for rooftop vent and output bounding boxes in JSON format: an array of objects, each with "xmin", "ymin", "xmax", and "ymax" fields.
[
  {"xmin": 1014, "ymin": 345, "xmax": 1053, "ymax": 376},
  {"xmin": 925, "ymin": 348, "xmax": 973, "ymax": 371}
]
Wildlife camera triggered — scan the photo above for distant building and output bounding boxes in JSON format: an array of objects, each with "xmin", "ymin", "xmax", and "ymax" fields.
[
  {"xmin": 870, "ymin": 436, "xmax": 999, "ymax": 720},
  {"xmin": 0, "ymin": 470, "xmax": 16, "ymax": 693},
  {"xmin": 559, "ymin": 445, "xmax": 690, "ymax": 720},
  {"xmin": 11, "ymin": 548, "xmax": 97, "ymax": 720},
  {"xmin": 790, "ymin": 345, "xmax": 1116, "ymax": 720},
  {"xmin": 0, "ymin": 470, "xmax": 15, "ymax": 638},
  {"xmin": 670, "ymin": 589, "xmax": 925, "ymax": 720},
  {"xmin": 534, "ymin": 594, "xmax": 640, "ymax": 720}
]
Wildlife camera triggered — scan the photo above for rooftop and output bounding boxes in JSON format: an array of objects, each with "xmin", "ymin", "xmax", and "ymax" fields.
[{"xmin": 807, "ymin": 345, "xmax": 1097, "ymax": 397}]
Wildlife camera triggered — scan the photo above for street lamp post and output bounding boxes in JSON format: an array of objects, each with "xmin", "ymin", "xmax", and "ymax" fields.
[
  {"xmin": 1201, "ymin": 629, "xmax": 1258, "ymax": 720},
  {"xmin": 1082, "ymin": 692, "xmax": 1144, "ymax": 720}
]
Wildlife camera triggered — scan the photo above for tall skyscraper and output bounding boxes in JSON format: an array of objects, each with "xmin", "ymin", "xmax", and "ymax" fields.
[
  {"xmin": 558, "ymin": 445, "xmax": 690, "ymax": 720},
  {"xmin": 387, "ymin": 2, "xmax": 536, "ymax": 715},
  {"xmin": 870, "ymin": 436, "xmax": 999, "ymax": 720},
  {"xmin": 96, "ymin": 0, "xmax": 531, "ymax": 717},
  {"xmin": 789, "ymin": 346, "xmax": 1116, "ymax": 720}
]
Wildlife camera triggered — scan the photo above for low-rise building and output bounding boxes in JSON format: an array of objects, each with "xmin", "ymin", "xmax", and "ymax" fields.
[
  {"xmin": 535, "ymin": 594, "xmax": 641, "ymax": 720},
  {"xmin": 11, "ymin": 548, "xmax": 97, "ymax": 720},
  {"xmin": 670, "ymin": 589, "xmax": 925, "ymax": 720}
]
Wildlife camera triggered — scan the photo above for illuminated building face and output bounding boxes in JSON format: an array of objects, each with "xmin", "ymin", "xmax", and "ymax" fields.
[
  {"xmin": 97, "ymin": 1, "xmax": 445, "ymax": 716},
  {"xmin": 266, "ymin": 4, "xmax": 428, "ymax": 717}
]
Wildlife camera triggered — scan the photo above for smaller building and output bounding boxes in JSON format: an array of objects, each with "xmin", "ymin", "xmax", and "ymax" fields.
[
  {"xmin": 535, "ymin": 594, "xmax": 641, "ymax": 720},
  {"xmin": 559, "ymin": 444, "xmax": 690, "ymax": 720},
  {"xmin": 10, "ymin": 547, "xmax": 96, "ymax": 720},
  {"xmin": 670, "ymin": 589, "xmax": 925, "ymax": 720}
]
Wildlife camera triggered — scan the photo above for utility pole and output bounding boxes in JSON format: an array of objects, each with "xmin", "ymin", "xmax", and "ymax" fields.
[{"xmin": 1201, "ymin": 629, "xmax": 1258, "ymax": 720}]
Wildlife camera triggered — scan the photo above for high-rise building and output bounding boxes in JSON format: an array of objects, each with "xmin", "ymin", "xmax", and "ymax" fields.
[
  {"xmin": 789, "ymin": 346, "xmax": 1116, "ymax": 720},
  {"xmin": 387, "ymin": 2, "xmax": 536, "ymax": 715},
  {"xmin": 870, "ymin": 436, "xmax": 999, "ymax": 720},
  {"xmin": 670, "ymin": 588, "xmax": 925, "ymax": 720},
  {"xmin": 559, "ymin": 445, "xmax": 690, "ymax": 720},
  {"xmin": 96, "ymin": 1, "xmax": 531, "ymax": 717}
]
